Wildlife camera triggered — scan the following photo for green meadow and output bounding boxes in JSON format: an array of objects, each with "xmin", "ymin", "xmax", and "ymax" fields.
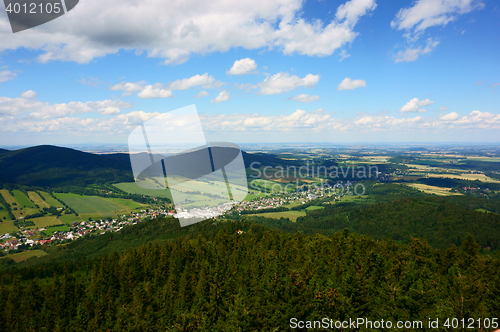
[{"xmin": 39, "ymin": 192, "xmax": 65, "ymax": 208}]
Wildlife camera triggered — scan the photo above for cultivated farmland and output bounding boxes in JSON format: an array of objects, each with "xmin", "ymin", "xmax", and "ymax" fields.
[
  {"xmin": 28, "ymin": 191, "xmax": 50, "ymax": 209},
  {"xmin": 39, "ymin": 191, "xmax": 65, "ymax": 208},
  {"xmin": 55, "ymin": 193, "xmax": 142, "ymax": 218}
]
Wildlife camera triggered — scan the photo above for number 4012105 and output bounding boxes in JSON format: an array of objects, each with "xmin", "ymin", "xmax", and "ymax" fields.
[{"xmin": 5, "ymin": 2, "xmax": 61, "ymax": 14}]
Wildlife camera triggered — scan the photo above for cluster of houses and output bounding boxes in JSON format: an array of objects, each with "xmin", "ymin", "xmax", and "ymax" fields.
[{"xmin": 0, "ymin": 207, "xmax": 177, "ymax": 252}]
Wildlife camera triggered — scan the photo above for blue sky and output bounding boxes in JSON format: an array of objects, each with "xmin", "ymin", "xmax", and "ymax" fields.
[{"xmin": 0, "ymin": 0, "xmax": 499, "ymax": 146}]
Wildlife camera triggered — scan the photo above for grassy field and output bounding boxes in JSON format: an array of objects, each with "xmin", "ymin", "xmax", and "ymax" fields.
[
  {"xmin": 104, "ymin": 197, "xmax": 144, "ymax": 210},
  {"xmin": 426, "ymin": 173, "xmax": 500, "ymax": 183},
  {"xmin": 43, "ymin": 225, "xmax": 71, "ymax": 236},
  {"xmin": 0, "ymin": 189, "xmax": 17, "ymax": 205},
  {"xmin": 1, "ymin": 190, "xmax": 38, "ymax": 219},
  {"xmin": 5, "ymin": 250, "xmax": 48, "ymax": 263},
  {"xmin": 39, "ymin": 192, "xmax": 65, "ymax": 208},
  {"xmin": 27, "ymin": 191, "xmax": 50, "ymax": 209},
  {"xmin": 55, "ymin": 193, "xmax": 133, "ymax": 215},
  {"xmin": 31, "ymin": 216, "xmax": 63, "ymax": 228},
  {"xmin": 0, "ymin": 220, "xmax": 18, "ymax": 234},
  {"xmin": 246, "ymin": 210, "xmax": 306, "ymax": 222},
  {"xmin": 13, "ymin": 190, "xmax": 36, "ymax": 208},
  {"xmin": 306, "ymin": 205, "xmax": 324, "ymax": 211},
  {"xmin": 406, "ymin": 183, "xmax": 462, "ymax": 196},
  {"xmin": 113, "ymin": 182, "xmax": 172, "ymax": 198},
  {"xmin": 0, "ymin": 206, "xmax": 13, "ymax": 221},
  {"xmin": 466, "ymin": 156, "xmax": 500, "ymax": 162},
  {"xmin": 59, "ymin": 214, "xmax": 82, "ymax": 224}
]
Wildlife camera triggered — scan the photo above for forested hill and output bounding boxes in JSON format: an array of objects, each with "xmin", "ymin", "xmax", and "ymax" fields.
[
  {"xmin": 0, "ymin": 145, "xmax": 133, "ymax": 187},
  {"xmin": 0, "ymin": 221, "xmax": 498, "ymax": 331},
  {"xmin": 0, "ymin": 145, "xmax": 296, "ymax": 187},
  {"xmin": 280, "ymin": 197, "xmax": 500, "ymax": 250}
]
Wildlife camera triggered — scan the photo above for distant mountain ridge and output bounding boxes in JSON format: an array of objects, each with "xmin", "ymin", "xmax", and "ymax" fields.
[
  {"xmin": 0, "ymin": 145, "xmax": 298, "ymax": 187},
  {"xmin": 0, "ymin": 145, "xmax": 133, "ymax": 187}
]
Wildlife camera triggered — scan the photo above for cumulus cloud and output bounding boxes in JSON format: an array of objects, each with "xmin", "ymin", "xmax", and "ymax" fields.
[
  {"xmin": 98, "ymin": 107, "xmax": 121, "ymax": 115},
  {"xmin": 0, "ymin": 96, "xmax": 131, "ymax": 119},
  {"xmin": 439, "ymin": 112, "xmax": 459, "ymax": 121},
  {"xmin": 210, "ymin": 91, "xmax": 232, "ymax": 103},
  {"xmin": 391, "ymin": 0, "xmax": 484, "ymax": 36},
  {"xmin": 0, "ymin": 70, "xmax": 17, "ymax": 83},
  {"xmin": 20, "ymin": 90, "xmax": 37, "ymax": 98},
  {"xmin": 167, "ymin": 73, "xmax": 223, "ymax": 90},
  {"xmin": 394, "ymin": 38, "xmax": 439, "ymax": 63},
  {"xmin": 137, "ymin": 84, "xmax": 174, "ymax": 99},
  {"xmin": 110, "ymin": 81, "xmax": 146, "ymax": 96},
  {"xmin": 194, "ymin": 91, "xmax": 209, "ymax": 98},
  {"xmin": 227, "ymin": 58, "xmax": 258, "ymax": 75},
  {"xmin": 398, "ymin": 97, "xmax": 434, "ymax": 113},
  {"xmin": 337, "ymin": 77, "xmax": 366, "ymax": 91},
  {"xmin": 259, "ymin": 72, "xmax": 320, "ymax": 95},
  {"xmin": 0, "ymin": 0, "xmax": 378, "ymax": 65},
  {"xmin": 288, "ymin": 94, "xmax": 320, "ymax": 102}
]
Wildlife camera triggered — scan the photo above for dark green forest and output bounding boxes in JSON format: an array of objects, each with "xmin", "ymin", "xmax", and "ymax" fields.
[
  {"xmin": 0, "ymin": 220, "xmax": 499, "ymax": 331},
  {"xmin": 0, "ymin": 214, "xmax": 499, "ymax": 331}
]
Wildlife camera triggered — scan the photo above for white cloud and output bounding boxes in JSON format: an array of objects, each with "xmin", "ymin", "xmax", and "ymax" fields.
[
  {"xmin": 0, "ymin": 96, "xmax": 131, "ymax": 119},
  {"xmin": 391, "ymin": 0, "xmax": 484, "ymax": 35},
  {"xmin": 0, "ymin": 0, "xmax": 377, "ymax": 64},
  {"xmin": 137, "ymin": 85, "xmax": 174, "ymax": 99},
  {"xmin": 110, "ymin": 81, "xmax": 146, "ymax": 95},
  {"xmin": 288, "ymin": 94, "xmax": 320, "ymax": 102},
  {"xmin": 98, "ymin": 107, "xmax": 121, "ymax": 115},
  {"xmin": 438, "ymin": 106, "xmax": 449, "ymax": 111},
  {"xmin": 398, "ymin": 97, "xmax": 434, "ymax": 113},
  {"xmin": 391, "ymin": 0, "xmax": 483, "ymax": 62},
  {"xmin": 20, "ymin": 90, "xmax": 37, "ymax": 98},
  {"xmin": 337, "ymin": 77, "xmax": 366, "ymax": 91},
  {"xmin": 227, "ymin": 58, "xmax": 258, "ymax": 75},
  {"xmin": 167, "ymin": 73, "xmax": 222, "ymax": 90},
  {"xmin": 339, "ymin": 49, "xmax": 351, "ymax": 62},
  {"xmin": 336, "ymin": 0, "xmax": 377, "ymax": 25},
  {"xmin": 0, "ymin": 70, "xmax": 16, "ymax": 83},
  {"xmin": 210, "ymin": 91, "xmax": 232, "ymax": 103},
  {"xmin": 394, "ymin": 38, "xmax": 439, "ymax": 63},
  {"xmin": 194, "ymin": 91, "xmax": 209, "ymax": 98},
  {"xmin": 259, "ymin": 72, "xmax": 320, "ymax": 95},
  {"xmin": 439, "ymin": 112, "xmax": 459, "ymax": 121}
]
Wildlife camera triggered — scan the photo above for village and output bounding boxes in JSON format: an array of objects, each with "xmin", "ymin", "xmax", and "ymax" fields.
[{"xmin": 0, "ymin": 180, "xmax": 362, "ymax": 254}]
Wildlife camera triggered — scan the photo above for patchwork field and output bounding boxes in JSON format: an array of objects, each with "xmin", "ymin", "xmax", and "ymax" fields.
[
  {"xmin": 28, "ymin": 191, "xmax": 50, "ymax": 209},
  {"xmin": 1, "ymin": 190, "xmax": 38, "ymax": 219},
  {"xmin": 406, "ymin": 183, "xmax": 462, "ymax": 196},
  {"xmin": 426, "ymin": 173, "xmax": 500, "ymax": 183},
  {"xmin": 12, "ymin": 190, "xmax": 36, "ymax": 208},
  {"xmin": 39, "ymin": 192, "xmax": 65, "ymax": 208}
]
